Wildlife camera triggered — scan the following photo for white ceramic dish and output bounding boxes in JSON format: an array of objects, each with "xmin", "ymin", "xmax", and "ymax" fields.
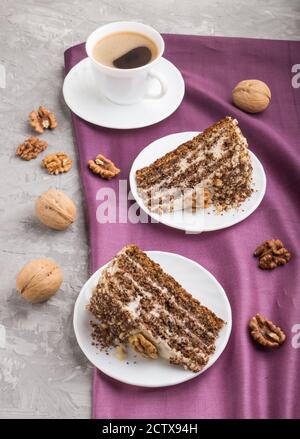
[
  {"xmin": 63, "ymin": 57, "xmax": 185, "ymax": 129},
  {"xmin": 73, "ymin": 250, "xmax": 232, "ymax": 388},
  {"xmin": 130, "ymin": 131, "xmax": 267, "ymax": 233}
]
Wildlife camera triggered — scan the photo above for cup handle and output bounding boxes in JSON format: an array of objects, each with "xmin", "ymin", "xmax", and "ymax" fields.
[{"xmin": 145, "ymin": 70, "xmax": 168, "ymax": 99}]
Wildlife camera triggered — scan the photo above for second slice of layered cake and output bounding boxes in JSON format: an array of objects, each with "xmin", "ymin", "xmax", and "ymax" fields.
[{"xmin": 87, "ymin": 244, "xmax": 225, "ymax": 372}]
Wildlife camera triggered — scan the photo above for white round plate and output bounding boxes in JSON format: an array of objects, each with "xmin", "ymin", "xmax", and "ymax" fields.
[
  {"xmin": 130, "ymin": 132, "xmax": 266, "ymax": 233},
  {"xmin": 63, "ymin": 57, "xmax": 185, "ymax": 129},
  {"xmin": 73, "ymin": 251, "xmax": 232, "ymax": 388}
]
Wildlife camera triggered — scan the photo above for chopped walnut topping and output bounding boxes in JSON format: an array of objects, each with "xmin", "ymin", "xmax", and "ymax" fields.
[
  {"xmin": 42, "ymin": 152, "xmax": 72, "ymax": 175},
  {"xmin": 16, "ymin": 137, "xmax": 48, "ymax": 161},
  {"xmin": 88, "ymin": 154, "xmax": 120, "ymax": 179},
  {"xmin": 249, "ymin": 314, "xmax": 286, "ymax": 348},
  {"xmin": 254, "ymin": 239, "xmax": 291, "ymax": 270},
  {"xmin": 213, "ymin": 178, "xmax": 223, "ymax": 188},
  {"xmin": 115, "ymin": 345, "xmax": 126, "ymax": 361},
  {"xmin": 29, "ymin": 106, "xmax": 57, "ymax": 134},
  {"xmin": 240, "ymin": 152, "xmax": 249, "ymax": 164},
  {"xmin": 128, "ymin": 333, "xmax": 158, "ymax": 359}
]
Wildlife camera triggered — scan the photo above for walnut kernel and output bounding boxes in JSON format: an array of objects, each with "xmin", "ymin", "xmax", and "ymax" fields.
[
  {"xmin": 249, "ymin": 314, "xmax": 286, "ymax": 348},
  {"xmin": 115, "ymin": 345, "xmax": 126, "ymax": 361},
  {"xmin": 29, "ymin": 106, "xmax": 57, "ymax": 133},
  {"xmin": 42, "ymin": 152, "xmax": 72, "ymax": 175},
  {"xmin": 88, "ymin": 154, "xmax": 120, "ymax": 179},
  {"xmin": 128, "ymin": 333, "xmax": 158, "ymax": 359},
  {"xmin": 254, "ymin": 239, "xmax": 291, "ymax": 269},
  {"xmin": 16, "ymin": 137, "xmax": 48, "ymax": 161}
]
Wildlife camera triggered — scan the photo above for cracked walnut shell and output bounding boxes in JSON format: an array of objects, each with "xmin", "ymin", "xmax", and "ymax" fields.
[
  {"xmin": 35, "ymin": 189, "xmax": 76, "ymax": 230},
  {"xmin": 16, "ymin": 137, "xmax": 48, "ymax": 161},
  {"xmin": 232, "ymin": 79, "xmax": 271, "ymax": 113},
  {"xmin": 29, "ymin": 106, "xmax": 57, "ymax": 134},
  {"xmin": 249, "ymin": 314, "xmax": 286, "ymax": 348},
  {"xmin": 42, "ymin": 152, "xmax": 72, "ymax": 175},
  {"xmin": 16, "ymin": 258, "xmax": 63, "ymax": 303},
  {"xmin": 128, "ymin": 333, "xmax": 158, "ymax": 359},
  {"xmin": 88, "ymin": 154, "xmax": 120, "ymax": 179},
  {"xmin": 254, "ymin": 239, "xmax": 291, "ymax": 269}
]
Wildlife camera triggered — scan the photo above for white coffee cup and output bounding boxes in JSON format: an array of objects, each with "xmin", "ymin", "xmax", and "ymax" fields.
[{"xmin": 86, "ymin": 21, "xmax": 167, "ymax": 105}]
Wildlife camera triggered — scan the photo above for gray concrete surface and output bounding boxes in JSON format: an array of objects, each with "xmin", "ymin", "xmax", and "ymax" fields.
[{"xmin": 0, "ymin": 0, "xmax": 299, "ymax": 419}]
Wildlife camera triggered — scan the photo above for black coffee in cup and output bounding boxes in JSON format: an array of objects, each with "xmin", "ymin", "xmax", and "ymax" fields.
[{"xmin": 92, "ymin": 31, "xmax": 158, "ymax": 69}]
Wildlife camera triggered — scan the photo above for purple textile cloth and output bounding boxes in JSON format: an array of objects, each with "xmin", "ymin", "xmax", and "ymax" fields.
[{"xmin": 64, "ymin": 34, "xmax": 300, "ymax": 419}]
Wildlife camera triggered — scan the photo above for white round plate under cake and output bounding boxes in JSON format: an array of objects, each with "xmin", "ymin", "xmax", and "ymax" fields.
[
  {"xmin": 63, "ymin": 57, "xmax": 185, "ymax": 129},
  {"xmin": 73, "ymin": 251, "xmax": 232, "ymax": 388},
  {"xmin": 130, "ymin": 132, "xmax": 267, "ymax": 233}
]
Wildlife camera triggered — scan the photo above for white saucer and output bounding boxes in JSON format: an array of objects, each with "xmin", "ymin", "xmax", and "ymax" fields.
[
  {"xmin": 130, "ymin": 132, "xmax": 267, "ymax": 233},
  {"xmin": 63, "ymin": 57, "xmax": 185, "ymax": 129},
  {"xmin": 73, "ymin": 250, "xmax": 232, "ymax": 388}
]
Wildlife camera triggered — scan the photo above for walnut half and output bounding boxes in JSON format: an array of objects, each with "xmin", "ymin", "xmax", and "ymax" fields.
[
  {"xmin": 16, "ymin": 137, "xmax": 48, "ymax": 161},
  {"xmin": 29, "ymin": 106, "xmax": 57, "ymax": 134},
  {"xmin": 249, "ymin": 314, "xmax": 286, "ymax": 348},
  {"xmin": 88, "ymin": 154, "xmax": 120, "ymax": 179},
  {"xmin": 128, "ymin": 333, "xmax": 158, "ymax": 359},
  {"xmin": 42, "ymin": 152, "xmax": 72, "ymax": 175},
  {"xmin": 254, "ymin": 239, "xmax": 291, "ymax": 269}
]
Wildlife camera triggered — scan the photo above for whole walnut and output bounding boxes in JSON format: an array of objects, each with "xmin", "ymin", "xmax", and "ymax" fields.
[
  {"xmin": 232, "ymin": 79, "xmax": 271, "ymax": 113},
  {"xmin": 35, "ymin": 189, "xmax": 76, "ymax": 230},
  {"xmin": 16, "ymin": 258, "xmax": 63, "ymax": 303}
]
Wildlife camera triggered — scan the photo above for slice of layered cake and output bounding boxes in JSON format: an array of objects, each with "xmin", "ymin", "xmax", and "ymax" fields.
[
  {"xmin": 136, "ymin": 117, "xmax": 253, "ymax": 213},
  {"xmin": 87, "ymin": 244, "xmax": 225, "ymax": 372}
]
